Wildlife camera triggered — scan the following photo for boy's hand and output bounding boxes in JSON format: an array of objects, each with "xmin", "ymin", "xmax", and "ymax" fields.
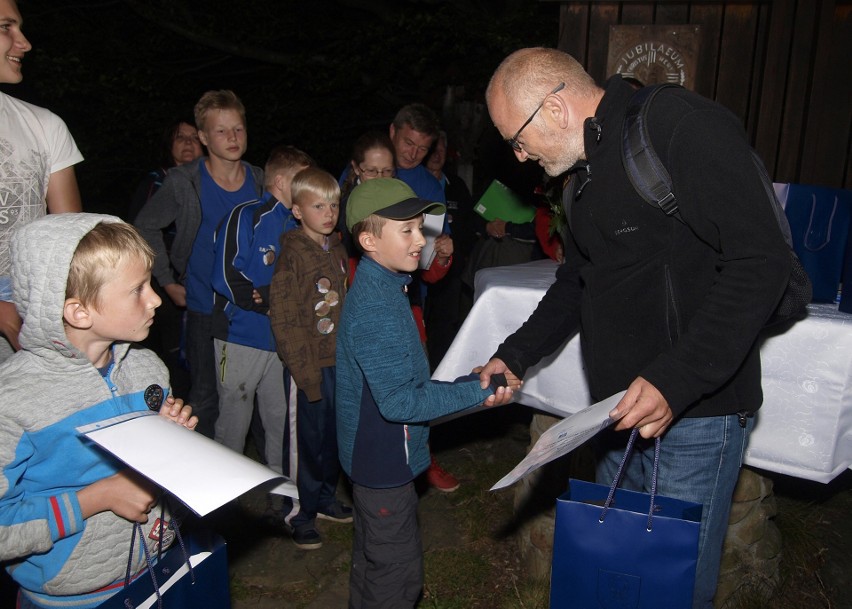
[
  {"xmin": 158, "ymin": 395, "xmax": 198, "ymax": 430},
  {"xmin": 78, "ymin": 469, "xmax": 158, "ymax": 523},
  {"xmin": 475, "ymin": 360, "xmax": 521, "ymax": 407},
  {"xmin": 163, "ymin": 283, "xmax": 187, "ymax": 308},
  {"xmin": 478, "ymin": 359, "xmax": 523, "ymax": 392},
  {"xmin": 252, "ymin": 289, "xmax": 263, "ymax": 305},
  {"xmin": 484, "ymin": 385, "xmax": 514, "ymax": 407}
]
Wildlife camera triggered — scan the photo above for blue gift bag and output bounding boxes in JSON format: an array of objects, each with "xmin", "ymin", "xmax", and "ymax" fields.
[
  {"xmin": 99, "ymin": 529, "xmax": 230, "ymax": 609},
  {"xmin": 550, "ymin": 431, "xmax": 701, "ymax": 609},
  {"xmin": 839, "ymin": 213, "xmax": 852, "ymax": 314},
  {"xmin": 782, "ymin": 184, "xmax": 852, "ymax": 303}
]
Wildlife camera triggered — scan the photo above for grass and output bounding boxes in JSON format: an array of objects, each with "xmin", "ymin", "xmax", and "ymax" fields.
[
  {"xmin": 416, "ymin": 407, "xmax": 534, "ymax": 609},
  {"xmin": 220, "ymin": 408, "xmax": 850, "ymax": 609}
]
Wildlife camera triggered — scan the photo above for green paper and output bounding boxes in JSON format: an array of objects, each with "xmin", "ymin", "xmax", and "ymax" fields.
[{"xmin": 474, "ymin": 179, "xmax": 535, "ymax": 224}]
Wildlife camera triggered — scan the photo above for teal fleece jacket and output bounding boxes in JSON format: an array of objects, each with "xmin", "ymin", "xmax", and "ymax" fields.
[{"xmin": 335, "ymin": 256, "xmax": 493, "ymax": 488}]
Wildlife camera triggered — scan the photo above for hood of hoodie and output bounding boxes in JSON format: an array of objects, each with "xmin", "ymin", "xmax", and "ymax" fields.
[{"xmin": 10, "ymin": 213, "xmax": 127, "ymax": 363}]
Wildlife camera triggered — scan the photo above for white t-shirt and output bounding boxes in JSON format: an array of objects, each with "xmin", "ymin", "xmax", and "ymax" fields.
[{"xmin": 0, "ymin": 91, "xmax": 84, "ymax": 280}]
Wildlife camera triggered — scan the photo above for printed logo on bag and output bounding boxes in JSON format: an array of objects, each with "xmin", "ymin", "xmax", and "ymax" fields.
[
  {"xmin": 148, "ymin": 518, "xmax": 176, "ymax": 547},
  {"xmin": 597, "ymin": 570, "xmax": 641, "ymax": 609}
]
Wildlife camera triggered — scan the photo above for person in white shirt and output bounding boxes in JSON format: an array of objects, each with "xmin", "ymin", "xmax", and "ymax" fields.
[{"xmin": 0, "ymin": 0, "xmax": 83, "ymax": 362}]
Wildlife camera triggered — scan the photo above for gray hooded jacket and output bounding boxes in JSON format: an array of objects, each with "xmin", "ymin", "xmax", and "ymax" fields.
[{"xmin": 0, "ymin": 213, "xmax": 173, "ymax": 607}]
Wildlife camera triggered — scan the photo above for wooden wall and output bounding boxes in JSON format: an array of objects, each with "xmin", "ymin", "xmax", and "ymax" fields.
[{"xmin": 548, "ymin": 0, "xmax": 851, "ymax": 189}]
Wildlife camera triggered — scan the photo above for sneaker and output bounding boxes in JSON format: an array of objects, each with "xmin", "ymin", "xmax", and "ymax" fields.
[
  {"xmin": 292, "ymin": 525, "xmax": 323, "ymax": 550},
  {"xmin": 317, "ymin": 500, "xmax": 354, "ymax": 524},
  {"xmin": 426, "ymin": 455, "xmax": 460, "ymax": 493}
]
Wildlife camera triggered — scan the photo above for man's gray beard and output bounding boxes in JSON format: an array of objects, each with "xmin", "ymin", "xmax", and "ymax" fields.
[{"xmin": 544, "ymin": 134, "xmax": 585, "ymax": 177}]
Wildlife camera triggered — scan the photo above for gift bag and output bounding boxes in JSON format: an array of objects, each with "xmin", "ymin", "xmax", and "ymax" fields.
[
  {"xmin": 100, "ymin": 528, "xmax": 231, "ymax": 609},
  {"xmin": 782, "ymin": 183, "xmax": 852, "ymax": 302},
  {"xmin": 550, "ymin": 430, "xmax": 701, "ymax": 609},
  {"xmin": 838, "ymin": 213, "xmax": 852, "ymax": 314}
]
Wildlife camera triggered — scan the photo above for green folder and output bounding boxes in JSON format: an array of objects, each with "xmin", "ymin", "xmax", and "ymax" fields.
[{"xmin": 474, "ymin": 179, "xmax": 536, "ymax": 224}]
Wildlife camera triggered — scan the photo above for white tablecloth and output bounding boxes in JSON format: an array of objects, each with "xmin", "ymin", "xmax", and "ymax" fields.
[{"xmin": 433, "ymin": 260, "xmax": 852, "ymax": 483}]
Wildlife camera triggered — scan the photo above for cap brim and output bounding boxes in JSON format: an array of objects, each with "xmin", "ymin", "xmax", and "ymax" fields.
[{"xmin": 374, "ymin": 198, "xmax": 445, "ymax": 221}]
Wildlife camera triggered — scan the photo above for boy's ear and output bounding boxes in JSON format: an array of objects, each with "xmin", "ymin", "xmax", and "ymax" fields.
[
  {"xmin": 197, "ymin": 130, "xmax": 209, "ymax": 147},
  {"xmin": 358, "ymin": 231, "xmax": 377, "ymax": 253},
  {"xmin": 291, "ymin": 204, "xmax": 303, "ymax": 220},
  {"xmin": 63, "ymin": 298, "xmax": 93, "ymax": 330},
  {"xmin": 273, "ymin": 172, "xmax": 286, "ymax": 193}
]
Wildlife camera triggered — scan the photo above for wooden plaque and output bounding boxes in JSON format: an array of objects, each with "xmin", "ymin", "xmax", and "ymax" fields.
[{"xmin": 607, "ymin": 25, "xmax": 701, "ymax": 89}]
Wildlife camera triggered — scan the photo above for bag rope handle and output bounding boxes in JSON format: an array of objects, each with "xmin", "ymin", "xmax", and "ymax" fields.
[
  {"xmin": 119, "ymin": 494, "xmax": 194, "ymax": 608},
  {"xmin": 599, "ymin": 428, "xmax": 661, "ymax": 532}
]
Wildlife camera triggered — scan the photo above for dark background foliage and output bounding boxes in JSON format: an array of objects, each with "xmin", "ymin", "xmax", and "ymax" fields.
[{"xmin": 4, "ymin": 0, "xmax": 559, "ymax": 216}]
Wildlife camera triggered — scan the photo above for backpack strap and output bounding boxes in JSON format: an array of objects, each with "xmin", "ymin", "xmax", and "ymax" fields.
[{"xmin": 622, "ymin": 83, "xmax": 682, "ymax": 217}]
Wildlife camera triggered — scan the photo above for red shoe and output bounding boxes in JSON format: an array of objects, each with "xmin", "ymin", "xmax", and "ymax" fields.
[{"xmin": 426, "ymin": 455, "xmax": 460, "ymax": 492}]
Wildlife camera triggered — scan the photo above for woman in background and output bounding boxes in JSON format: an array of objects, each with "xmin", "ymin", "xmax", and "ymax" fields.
[{"xmin": 126, "ymin": 118, "xmax": 202, "ymax": 398}]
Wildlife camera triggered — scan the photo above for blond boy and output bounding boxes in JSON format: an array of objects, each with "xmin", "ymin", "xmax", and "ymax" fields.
[
  {"xmin": 268, "ymin": 167, "xmax": 351, "ymax": 549},
  {"xmin": 0, "ymin": 214, "xmax": 196, "ymax": 609},
  {"xmin": 134, "ymin": 90, "xmax": 264, "ymax": 438}
]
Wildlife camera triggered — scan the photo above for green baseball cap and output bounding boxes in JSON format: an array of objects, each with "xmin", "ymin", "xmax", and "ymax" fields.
[{"xmin": 346, "ymin": 178, "xmax": 445, "ymax": 232}]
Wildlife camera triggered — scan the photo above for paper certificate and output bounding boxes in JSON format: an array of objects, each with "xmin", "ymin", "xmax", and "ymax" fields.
[
  {"xmin": 490, "ymin": 391, "xmax": 625, "ymax": 491},
  {"xmin": 419, "ymin": 212, "xmax": 446, "ymax": 270},
  {"xmin": 77, "ymin": 412, "xmax": 297, "ymax": 516}
]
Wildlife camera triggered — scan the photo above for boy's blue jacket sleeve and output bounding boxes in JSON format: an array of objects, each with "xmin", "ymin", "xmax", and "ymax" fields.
[
  {"xmin": 212, "ymin": 202, "xmax": 268, "ymax": 315},
  {"xmin": 355, "ymin": 306, "xmax": 493, "ymax": 424}
]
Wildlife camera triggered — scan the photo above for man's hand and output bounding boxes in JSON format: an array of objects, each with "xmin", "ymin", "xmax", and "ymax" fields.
[
  {"xmin": 0, "ymin": 300, "xmax": 21, "ymax": 351},
  {"xmin": 158, "ymin": 395, "xmax": 198, "ymax": 430},
  {"xmin": 163, "ymin": 283, "xmax": 187, "ymax": 308},
  {"xmin": 486, "ymin": 219, "xmax": 507, "ymax": 239},
  {"xmin": 609, "ymin": 376, "xmax": 673, "ymax": 439},
  {"xmin": 478, "ymin": 357, "xmax": 523, "ymax": 406}
]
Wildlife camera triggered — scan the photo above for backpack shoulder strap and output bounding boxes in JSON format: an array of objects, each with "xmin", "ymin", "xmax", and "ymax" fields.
[{"xmin": 622, "ymin": 83, "xmax": 682, "ymax": 217}]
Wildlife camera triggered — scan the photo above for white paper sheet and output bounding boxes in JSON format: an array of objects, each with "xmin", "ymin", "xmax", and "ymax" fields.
[
  {"xmin": 418, "ymin": 212, "xmax": 446, "ymax": 270},
  {"xmin": 77, "ymin": 412, "xmax": 297, "ymax": 516},
  {"xmin": 490, "ymin": 391, "xmax": 625, "ymax": 491}
]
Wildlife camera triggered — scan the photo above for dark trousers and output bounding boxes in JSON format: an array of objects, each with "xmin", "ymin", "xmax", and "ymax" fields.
[
  {"xmin": 185, "ymin": 311, "xmax": 219, "ymax": 438},
  {"xmin": 349, "ymin": 482, "xmax": 422, "ymax": 609},
  {"xmin": 281, "ymin": 366, "xmax": 340, "ymax": 528}
]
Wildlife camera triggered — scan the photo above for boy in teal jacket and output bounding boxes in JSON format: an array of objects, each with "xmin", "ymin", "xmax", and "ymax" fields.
[{"xmin": 335, "ymin": 178, "xmax": 514, "ymax": 609}]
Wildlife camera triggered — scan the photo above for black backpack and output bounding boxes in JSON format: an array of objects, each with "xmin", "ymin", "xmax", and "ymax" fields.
[{"xmin": 621, "ymin": 83, "xmax": 812, "ymax": 326}]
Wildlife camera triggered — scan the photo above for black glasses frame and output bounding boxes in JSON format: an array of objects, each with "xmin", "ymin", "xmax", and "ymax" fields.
[{"xmin": 507, "ymin": 82, "xmax": 566, "ymax": 152}]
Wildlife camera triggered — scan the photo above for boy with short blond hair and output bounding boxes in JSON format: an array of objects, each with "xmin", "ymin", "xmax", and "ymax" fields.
[
  {"xmin": 336, "ymin": 178, "xmax": 513, "ymax": 608},
  {"xmin": 0, "ymin": 213, "xmax": 196, "ymax": 609},
  {"xmin": 135, "ymin": 89, "xmax": 264, "ymax": 438},
  {"xmin": 269, "ymin": 167, "xmax": 351, "ymax": 550},
  {"xmin": 210, "ymin": 145, "xmax": 314, "ymax": 473}
]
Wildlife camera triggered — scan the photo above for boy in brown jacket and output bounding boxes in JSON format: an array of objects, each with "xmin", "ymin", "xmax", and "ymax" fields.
[{"xmin": 269, "ymin": 167, "xmax": 351, "ymax": 550}]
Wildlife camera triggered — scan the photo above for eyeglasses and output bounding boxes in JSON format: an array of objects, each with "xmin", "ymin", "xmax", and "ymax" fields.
[
  {"xmin": 507, "ymin": 82, "xmax": 566, "ymax": 152},
  {"xmin": 358, "ymin": 166, "xmax": 395, "ymax": 178}
]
